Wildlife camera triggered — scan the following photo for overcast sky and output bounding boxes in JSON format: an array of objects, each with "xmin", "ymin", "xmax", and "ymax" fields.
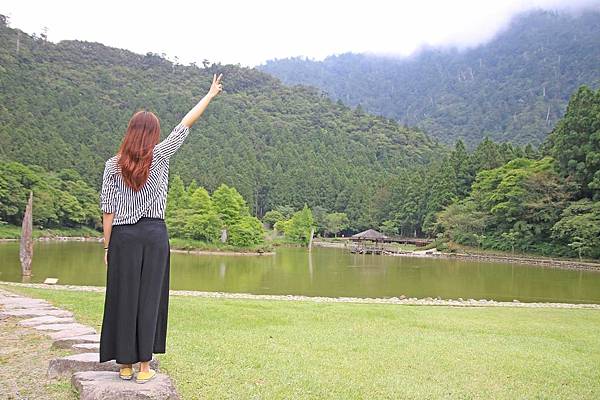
[{"xmin": 3, "ymin": 0, "xmax": 599, "ymax": 67}]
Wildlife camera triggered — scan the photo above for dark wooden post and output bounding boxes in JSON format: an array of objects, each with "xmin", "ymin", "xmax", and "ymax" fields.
[{"xmin": 20, "ymin": 191, "xmax": 33, "ymax": 276}]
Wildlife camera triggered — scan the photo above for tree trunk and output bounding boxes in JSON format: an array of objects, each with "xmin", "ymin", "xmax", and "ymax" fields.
[{"xmin": 20, "ymin": 191, "xmax": 33, "ymax": 276}]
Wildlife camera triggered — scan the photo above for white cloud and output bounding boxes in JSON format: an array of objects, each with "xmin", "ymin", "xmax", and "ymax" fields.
[{"xmin": 3, "ymin": 0, "xmax": 599, "ymax": 67}]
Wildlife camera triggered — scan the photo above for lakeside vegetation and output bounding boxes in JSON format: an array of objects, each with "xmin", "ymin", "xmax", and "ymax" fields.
[
  {"xmin": 5, "ymin": 285, "xmax": 600, "ymax": 399},
  {"xmin": 262, "ymin": 86, "xmax": 600, "ymax": 261},
  {"xmin": 0, "ymin": 162, "xmax": 99, "ymax": 229},
  {"xmin": 165, "ymin": 178, "xmax": 265, "ymax": 248},
  {"xmin": 430, "ymin": 86, "xmax": 600, "ymax": 259},
  {"xmin": 0, "ymin": 86, "xmax": 598, "ymax": 261},
  {"xmin": 0, "ymin": 16, "xmax": 598, "ymax": 260}
]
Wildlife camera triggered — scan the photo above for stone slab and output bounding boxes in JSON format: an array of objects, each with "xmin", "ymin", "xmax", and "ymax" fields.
[
  {"xmin": 0, "ymin": 308, "xmax": 73, "ymax": 318},
  {"xmin": 71, "ymin": 371, "xmax": 179, "ymax": 400},
  {"xmin": 48, "ymin": 353, "xmax": 159, "ymax": 378},
  {"xmin": 34, "ymin": 322, "xmax": 95, "ymax": 332},
  {"xmin": 2, "ymin": 303, "xmax": 57, "ymax": 311},
  {"xmin": 72, "ymin": 342, "xmax": 100, "ymax": 353},
  {"xmin": 0, "ymin": 296, "xmax": 48, "ymax": 305},
  {"xmin": 19, "ymin": 315, "xmax": 75, "ymax": 327},
  {"xmin": 48, "ymin": 326, "xmax": 97, "ymax": 340},
  {"xmin": 52, "ymin": 334, "xmax": 100, "ymax": 349},
  {"xmin": 0, "ymin": 299, "xmax": 54, "ymax": 309}
]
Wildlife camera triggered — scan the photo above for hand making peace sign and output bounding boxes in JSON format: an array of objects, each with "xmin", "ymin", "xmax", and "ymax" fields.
[{"xmin": 208, "ymin": 73, "xmax": 223, "ymax": 99}]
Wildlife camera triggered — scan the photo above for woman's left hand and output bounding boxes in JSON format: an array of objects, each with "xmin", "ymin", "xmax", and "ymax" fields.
[{"xmin": 104, "ymin": 249, "xmax": 108, "ymax": 267}]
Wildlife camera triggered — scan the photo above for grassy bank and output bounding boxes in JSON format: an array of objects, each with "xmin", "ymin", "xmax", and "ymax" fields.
[
  {"xmin": 3, "ymin": 285, "xmax": 599, "ymax": 399},
  {"xmin": 0, "ymin": 223, "xmax": 272, "ymax": 253},
  {"xmin": 168, "ymin": 237, "xmax": 273, "ymax": 254},
  {"xmin": 0, "ymin": 223, "xmax": 101, "ymax": 240},
  {"xmin": 439, "ymin": 241, "xmax": 600, "ymax": 265}
]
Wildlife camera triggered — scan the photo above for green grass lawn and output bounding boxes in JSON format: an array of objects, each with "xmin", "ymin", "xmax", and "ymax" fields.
[{"xmin": 3, "ymin": 285, "xmax": 600, "ymax": 399}]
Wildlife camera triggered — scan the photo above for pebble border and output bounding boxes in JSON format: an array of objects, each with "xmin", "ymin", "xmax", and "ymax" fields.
[{"xmin": 1, "ymin": 281, "xmax": 599, "ymax": 310}]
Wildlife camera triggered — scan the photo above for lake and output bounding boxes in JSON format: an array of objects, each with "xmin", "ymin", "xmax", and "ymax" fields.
[{"xmin": 0, "ymin": 242, "xmax": 599, "ymax": 304}]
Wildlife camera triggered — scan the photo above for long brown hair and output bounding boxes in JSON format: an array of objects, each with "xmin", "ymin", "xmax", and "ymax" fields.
[{"xmin": 117, "ymin": 110, "xmax": 160, "ymax": 191}]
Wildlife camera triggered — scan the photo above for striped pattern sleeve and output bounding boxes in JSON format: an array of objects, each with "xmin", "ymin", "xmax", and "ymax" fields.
[
  {"xmin": 154, "ymin": 123, "xmax": 191, "ymax": 160},
  {"xmin": 100, "ymin": 160, "xmax": 118, "ymax": 213}
]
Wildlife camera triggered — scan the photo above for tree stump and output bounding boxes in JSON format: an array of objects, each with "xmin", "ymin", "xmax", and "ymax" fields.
[{"xmin": 20, "ymin": 191, "xmax": 33, "ymax": 277}]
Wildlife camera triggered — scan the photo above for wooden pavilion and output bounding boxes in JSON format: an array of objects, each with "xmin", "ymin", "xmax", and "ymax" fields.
[{"xmin": 350, "ymin": 229, "xmax": 388, "ymax": 254}]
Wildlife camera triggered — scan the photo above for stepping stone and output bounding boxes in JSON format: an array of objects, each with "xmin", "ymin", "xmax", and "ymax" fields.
[
  {"xmin": 48, "ymin": 353, "xmax": 159, "ymax": 378},
  {"xmin": 34, "ymin": 322, "xmax": 95, "ymax": 332},
  {"xmin": 48, "ymin": 326, "xmax": 97, "ymax": 340},
  {"xmin": 0, "ymin": 296, "xmax": 50, "ymax": 304},
  {"xmin": 0, "ymin": 308, "xmax": 73, "ymax": 318},
  {"xmin": 71, "ymin": 371, "xmax": 179, "ymax": 400},
  {"xmin": 19, "ymin": 315, "xmax": 75, "ymax": 327},
  {"xmin": 53, "ymin": 334, "xmax": 100, "ymax": 349},
  {"xmin": 0, "ymin": 300, "xmax": 54, "ymax": 309},
  {"xmin": 2, "ymin": 303, "xmax": 57, "ymax": 310},
  {"xmin": 0, "ymin": 296, "xmax": 38, "ymax": 304},
  {"xmin": 72, "ymin": 342, "xmax": 100, "ymax": 353}
]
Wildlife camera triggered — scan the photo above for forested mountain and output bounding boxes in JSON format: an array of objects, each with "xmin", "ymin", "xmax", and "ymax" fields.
[
  {"xmin": 434, "ymin": 86, "xmax": 600, "ymax": 259},
  {"xmin": 260, "ymin": 10, "xmax": 600, "ymax": 146},
  {"xmin": 0, "ymin": 15, "xmax": 439, "ymax": 221}
]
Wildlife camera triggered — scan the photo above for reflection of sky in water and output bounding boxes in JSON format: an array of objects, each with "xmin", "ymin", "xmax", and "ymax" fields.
[{"xmin": 0, "ymin": 242, "xmax": 599, "ymax": 304}]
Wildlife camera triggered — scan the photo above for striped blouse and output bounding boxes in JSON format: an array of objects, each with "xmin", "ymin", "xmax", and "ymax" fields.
[{"xmin": 100, "ymin": 123, "xmax": 190, "ymax": 225}]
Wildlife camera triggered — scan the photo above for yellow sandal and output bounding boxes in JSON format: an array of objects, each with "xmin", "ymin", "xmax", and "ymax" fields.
[
  {"xmin": 136, "ymin": 368, "xmax": 157, "ymax": 384},
  {"xmin": 119, "ymin": 367, "xmax": 134, "ymax": 380}
]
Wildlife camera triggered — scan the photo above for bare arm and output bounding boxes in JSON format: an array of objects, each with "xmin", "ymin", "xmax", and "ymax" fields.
[
  {"xmin": 103, "ymin": 212, "xmax": 114, "ymax": 266},
  {"xmin": 181, "ymin": 73, "xmax": 223, "ymax": 128}
]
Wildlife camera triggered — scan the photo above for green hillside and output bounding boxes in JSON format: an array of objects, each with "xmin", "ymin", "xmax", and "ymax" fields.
[
  {"xmin": 260, "ymin": 10, "xmax": 600, "ymax": 146},
  {"xmin": 0, "ymin": 15, "xmax": 439, "ymax": 221}
]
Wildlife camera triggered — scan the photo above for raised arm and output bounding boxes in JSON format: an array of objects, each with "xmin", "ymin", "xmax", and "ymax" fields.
[
  {"xmin": 181, "ymin": 73, "xmax": 223, "ymax": 128},
  {"xmin": 154, "ymin": 74, "xmax": 223, "ymax": 159}
]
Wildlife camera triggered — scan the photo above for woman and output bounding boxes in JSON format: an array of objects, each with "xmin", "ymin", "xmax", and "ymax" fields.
[{"xmin": 99, "ymin": 73, "xmax": 223, "ymax": 383}]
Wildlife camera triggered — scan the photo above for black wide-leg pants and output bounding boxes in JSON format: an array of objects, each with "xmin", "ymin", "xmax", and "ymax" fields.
[{"xmin": 99, "ymin": 217, "xmax": 170, "ymax": 365}]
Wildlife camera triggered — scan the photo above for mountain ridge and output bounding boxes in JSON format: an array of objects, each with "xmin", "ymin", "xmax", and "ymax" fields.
[
  {"xmin": 0, "ymin": 15, "xmax": 439, "ymax": 223},
  {"xmin": 259, "ymin": 9, "xmax": 600, "ymax": 146}
]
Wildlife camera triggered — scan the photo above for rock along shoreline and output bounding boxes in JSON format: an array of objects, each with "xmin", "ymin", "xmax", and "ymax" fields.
[{"xmin": 1, "ymin": 281, "xmax": 599, "ymax": 310}]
